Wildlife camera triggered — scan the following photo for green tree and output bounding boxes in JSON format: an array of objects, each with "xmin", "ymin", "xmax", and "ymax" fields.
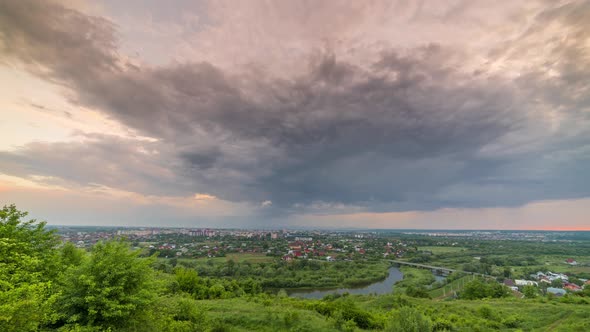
[
  {"xmin": 0, "ymin": 204, "xmax": 60, "ymax": 332},
  {"xmin": 460, "ymin": 279, "xmax": 488, "ymax": 300},
  {"xmin": 406, "ymin": 285, "xmax": 431, "ymax": 298},
  {"xmin": 522, "ymin": 285, "xmax": 538, "ymax": 298},
  {"xmin": 59, "ymin": 241, "xmax": 86, "ymax": 268},
  {"xmin": 387, "ymin": 306, "xmax": 431, "ymax": 332},
  {"xmin": 460, "ymin": 278, "xmax": 509, "ymax": 300},
  {"xmin": 551, "ymin": 279, "xmax": 564, "ymax": 288},
  {"xmin": 174, "ymin": 267, "xmax": 207, "ymax": 298},
  {"xmin": 56, "ymin": 240, "xmax": 156, "ymax": 330},
  {"xmin": 569, "ymin": 277, "xmax": 583, "ymax": 287}
]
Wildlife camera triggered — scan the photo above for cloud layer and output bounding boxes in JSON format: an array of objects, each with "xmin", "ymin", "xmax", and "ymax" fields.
[{"xmin": 1, "ymin": 0, "xmax": 589, "ymax": 226}]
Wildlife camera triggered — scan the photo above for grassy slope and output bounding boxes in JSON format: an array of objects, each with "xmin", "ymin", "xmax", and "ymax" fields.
[
  {"xmin": 201, "ymin": 297, "xmax": 339, "ymax": 331},
  {"xmin": 196, "ymin": 294, "xmax": 590, "ymax": 331}
]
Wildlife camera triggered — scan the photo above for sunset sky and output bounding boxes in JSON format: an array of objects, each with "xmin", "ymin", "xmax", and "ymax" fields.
[{"xmin": 0, "ymin": 0, "xmax": 589, "ymax": 229}]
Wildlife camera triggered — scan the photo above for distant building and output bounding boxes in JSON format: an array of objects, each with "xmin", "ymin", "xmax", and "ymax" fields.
[
  {"xmin": 515, "ymin": 279, "xmax": 538, "ymax": 286},
  {"xmin": 546, "ymin": 272, "xmax": 569, "ymax": 281},
  {"xmin": 547, "ymin": 287, "xmax": 566, "ymax": 296},
  {"xmin": 564, "ymin": 283, "xmax": 582, "ymax": 292},
  {"xmin": 504, "ymin": 279, "xmax": 515, "ymax": 287}
]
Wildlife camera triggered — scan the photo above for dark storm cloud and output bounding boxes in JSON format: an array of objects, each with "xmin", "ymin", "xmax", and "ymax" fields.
[
  {"xmin": 0, "ymin": 135, "xmax": 194, "ymax": 196},
  {"xmin": 1, "ymin": 0, "xmax": 589, "ymax": 213},
  {"xmin": 0, "ymin": 0, "xmax": 118, "ymax": 79}
]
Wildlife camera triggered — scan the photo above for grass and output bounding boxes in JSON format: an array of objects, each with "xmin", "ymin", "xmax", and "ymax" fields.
[
  {"xmin": 201, "ymin": 297, "xmax": 339, "ymax": 331},
  {"xmin": 418, "ymin": 246, "xmax": 467, "ymax": 254},
  {"xmin": 198, "ymin": 293, "xmax": 590, "ymax": 331},
  {"xmin": 358, "ymin": 295, "xmax": 590, "ymax": 331},
  {"xmin": 223, "ymin": 253, "xmax": 275, "ymax": 263},
  {"xmin": 189, "ymin": 253, "xmax": 275, "ymax": 264}
]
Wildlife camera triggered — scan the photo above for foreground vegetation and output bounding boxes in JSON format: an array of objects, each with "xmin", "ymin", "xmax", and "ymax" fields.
[{"xmin": 2, "ymin": 205, "xmax": 590, "ymax": 331}]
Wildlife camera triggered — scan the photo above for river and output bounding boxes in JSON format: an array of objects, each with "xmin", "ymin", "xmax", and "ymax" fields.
[{"xmin": 288, "ymin": 266, "xmax": 404, "ymax": 299}]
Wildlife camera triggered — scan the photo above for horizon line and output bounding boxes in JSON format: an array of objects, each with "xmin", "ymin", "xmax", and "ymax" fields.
[{"xmin": 46, "ymin": 224, "xmax": 590, "ymax": 232}]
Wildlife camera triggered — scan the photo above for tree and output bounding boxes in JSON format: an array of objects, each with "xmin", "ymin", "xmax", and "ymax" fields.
[
  {"xmin": 522, "ymin": 285, "xmax": 538, "ymax": 298},
  {"xmin": 406, "ymin": 285, "xmax": 431, "ymax": 298},
  {"xmin": 386, "ymin": 306, "xmax": 431, "ymax": 332},
  {"xmin": 551, "ymin": 279, "xmax": 564, "ymax": 288},
  {"xmin": 460, "ymin": 278, "xmax": 509, "ymax": 300},
  {"xmin": 57, "ymin": 240, "xmax": 156, "ymax": 330},
  {"xmin": 174, "ymin": 267, "xmax": 207, "ymax": 298},
  {"xmin": 0, "ymin": 204, "xmax": 60, "ymax": 332},
  {"xmin": 460, "ymin": 279, "xmax": 488, "ymax": 300},
  {"xmin": 59, "ymin": 241, "xmax": 85, "ymax": 268},
  {"xmin": 569, "ymin": 277, "xmax": 583, "ymax": 287}
]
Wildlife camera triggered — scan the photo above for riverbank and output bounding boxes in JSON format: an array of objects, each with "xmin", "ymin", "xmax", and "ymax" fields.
[{"xmin": 289, "ymin": 266, "xmax": 403, "ymax": 299}]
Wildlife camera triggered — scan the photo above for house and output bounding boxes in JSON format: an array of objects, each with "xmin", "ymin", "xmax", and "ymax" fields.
[
  {"xmin": 504, "ymin": 279, "xmax": 516, "ymax": 287},
  {"xmin": 565, "ymin": 258, "xmax": 578, "ymax": 265},
  {"xmin": 539, "ymin": 277, "xmax": 551, "ymax": 284},
  {"xmin": 563, "ymin": 283, "xmax": 582, "ymax": 292},
  {"xmin": 515, "ymin": 279, "xmax": 538, "ymax": 287},
  {"xmin": 546, "ymin": 287, "xmax": 566, "ymax": 296},
  {"xmin": 546, "ymin": 272, "xmax": 569, "ymax": 281}
]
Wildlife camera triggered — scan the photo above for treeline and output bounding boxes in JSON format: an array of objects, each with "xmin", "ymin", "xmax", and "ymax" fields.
[{"xmin": 157, "ymin": 257, "xmax": 390, "ymax": 289}]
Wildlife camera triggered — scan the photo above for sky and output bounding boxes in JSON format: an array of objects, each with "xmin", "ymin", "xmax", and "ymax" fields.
[{"xmin": 0, "ymin": 0, "xmax": 589, "ymax": 230}]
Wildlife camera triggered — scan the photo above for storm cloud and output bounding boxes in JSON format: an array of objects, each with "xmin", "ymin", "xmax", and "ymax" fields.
[{"xmin": 1, "ymin": 0, "xmax": 589, "ymax": 220}]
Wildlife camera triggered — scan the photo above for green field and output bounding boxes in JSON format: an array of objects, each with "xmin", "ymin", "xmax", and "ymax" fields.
[
  {"xmin": 163, "ymin": 253, "xmax": 276, "ymax": 264},
  {"xmin": 219, "ymin": 253, "xmax": 275, "ymax": 263},
  {"xmin": 418, "ymin": 246, "xmax": 467, "ymax": 254}
]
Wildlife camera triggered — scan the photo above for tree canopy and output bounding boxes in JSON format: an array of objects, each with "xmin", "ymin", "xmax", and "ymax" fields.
[{"xmin": 0, "ymin": 204, "xmax": 60, "ymax": 332}]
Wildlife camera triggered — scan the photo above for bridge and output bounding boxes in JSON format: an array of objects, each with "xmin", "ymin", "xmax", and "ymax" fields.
[{"xmin": 388, "ymin": 260, "xmax": 494, "ymax": 279}]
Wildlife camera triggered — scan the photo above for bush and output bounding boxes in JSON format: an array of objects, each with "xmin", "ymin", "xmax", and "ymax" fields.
[
  {"xmin": 432, "ymin": 318, "xmax": 454, "ymax": 331},
  {"xmin": 502, "ymin": 315, "xmax": 521, "ymax": 328}
]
